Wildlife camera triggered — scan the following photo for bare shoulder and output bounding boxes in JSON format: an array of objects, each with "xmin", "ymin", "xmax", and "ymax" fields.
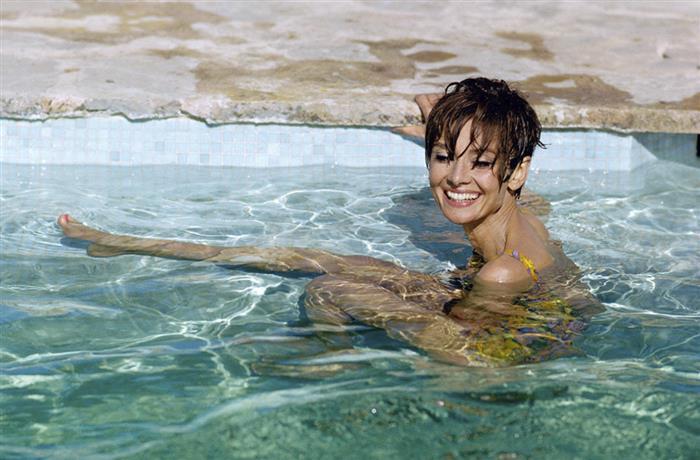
[
  {"xmin": 521, "ymin": 211, "xmax": 550, "ymax": 240},
  {"xmin": 475, "ymin": 255, "xmax": 533, "ymax": 291}
]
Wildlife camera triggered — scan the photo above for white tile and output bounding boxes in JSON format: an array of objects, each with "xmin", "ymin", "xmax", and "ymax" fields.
[{"xmin": 2, "ymin": 118, "xmax": 694, "ymax": 170}]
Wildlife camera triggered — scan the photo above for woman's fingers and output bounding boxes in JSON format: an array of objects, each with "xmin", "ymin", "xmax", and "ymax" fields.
[
  {"xmin": 391, "ymin": 93, "xmax": 443, "ymax": 140},
  {"xmin": 415, "ymin": 93, "xmax": 442, "ymax": 121},
  {"xmin": 391, "ymin": 124, "xmax": 425, "ymax": 139}
]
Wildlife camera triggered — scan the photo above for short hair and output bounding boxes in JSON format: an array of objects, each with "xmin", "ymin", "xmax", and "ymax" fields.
[{"xmin": 425, "ymin": 77, "xmax": 544, "ymax": 198}]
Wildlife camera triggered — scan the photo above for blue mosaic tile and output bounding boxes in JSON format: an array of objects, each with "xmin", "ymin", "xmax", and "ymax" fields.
[{"xmin": 0, "ymin": 117, "xmax": 692, "ymax": 170}]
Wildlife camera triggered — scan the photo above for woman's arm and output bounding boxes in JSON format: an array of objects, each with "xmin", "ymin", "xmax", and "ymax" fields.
[
  {"xmin": 57, "ymin": 214, "xmax": 404, "ymax": 276},
  {"xmin": 392, "ymin": 92, "xmax": 443, "ymax": 139},
  {"xmin": 304, "ymin": 274, "xmax": 503, "ymax": 366}
]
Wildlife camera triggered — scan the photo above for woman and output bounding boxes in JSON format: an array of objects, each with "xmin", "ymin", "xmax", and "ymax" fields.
[{"xmin": 58, "ymin": 77, "xmax": 601, "ymax": 366}]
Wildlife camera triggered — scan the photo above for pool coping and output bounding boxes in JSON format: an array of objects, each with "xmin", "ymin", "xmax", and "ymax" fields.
[
  {"xmin": 1, "ymin": 1, "xmax": 698, "ymax": 135},
  {"xmin": 2, "ymin": 98, "xmax": 699, "ymax": 136}
]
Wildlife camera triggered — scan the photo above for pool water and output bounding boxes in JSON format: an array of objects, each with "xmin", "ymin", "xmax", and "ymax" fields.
[{"xmin": 1, "ymin": 161, "xmax": 698, "ymax": 459}]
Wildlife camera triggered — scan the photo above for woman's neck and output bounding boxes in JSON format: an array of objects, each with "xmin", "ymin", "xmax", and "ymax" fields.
[{"xmin": 463, "ymin": 196, "xmax": 519, "ymax": 261}]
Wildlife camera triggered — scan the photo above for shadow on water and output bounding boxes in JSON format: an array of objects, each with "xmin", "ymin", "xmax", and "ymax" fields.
[
  {"xmin": 385, "ymin": 183, "xmax": 553, "ymax": 268},
  {"xmin": 383, "ymin": 131, "xmax": 471, "ymax": 266},
  {"xmin": 59, "ymin": 236, "xmax": 91, "ymax": 250},
  {"xmin": 384, "ymin": 186, "xmax": 471, "ymax": 267}
]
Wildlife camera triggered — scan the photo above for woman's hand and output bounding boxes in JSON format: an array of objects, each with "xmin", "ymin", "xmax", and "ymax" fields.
[
  {"xmin": 415, "ymin": 93, "xmax": 442, "ymax": 120},
  {"xmin": 392, "ymin": 93, "xmax": 443, "ymax": 139}
]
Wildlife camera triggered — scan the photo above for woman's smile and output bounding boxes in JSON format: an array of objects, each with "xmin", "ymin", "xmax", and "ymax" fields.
[
  {"xmin": 443, "ymin": 189, "xmax": 481, "ymax": 207},
  {"xmin": 428, "ymin": 120, "xmax": 505, "ymax": 226}
]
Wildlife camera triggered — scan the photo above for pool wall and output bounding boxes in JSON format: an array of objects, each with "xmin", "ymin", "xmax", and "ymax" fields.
[{"xmin": 0, "ymin": 118, "xmax": 696, "ymax": 171}]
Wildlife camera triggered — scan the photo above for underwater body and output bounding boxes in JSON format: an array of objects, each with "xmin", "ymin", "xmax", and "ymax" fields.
[{"xmin": 1, "ymin": 162, "xmax": 699, "ymax": 458}]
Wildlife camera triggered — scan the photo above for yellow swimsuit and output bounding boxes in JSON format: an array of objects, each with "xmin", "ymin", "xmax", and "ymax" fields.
[
  {"xmin": 445, "ymin": 249, "xmax": 583, "ymax": 363},
  {"xmin": 508, "ymin": 249, "xmax": 539, "ymax": 284}
]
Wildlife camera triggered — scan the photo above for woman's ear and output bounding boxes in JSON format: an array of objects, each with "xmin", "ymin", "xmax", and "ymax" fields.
[{"xmin": 507, "ymin": 157, "xmax": 531, "ymax": 193}]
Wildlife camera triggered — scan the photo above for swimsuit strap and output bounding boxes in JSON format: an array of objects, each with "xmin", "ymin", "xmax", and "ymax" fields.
[{"xmin": 509, "ymin": 249, "xmax": 539, "ymax": 284}]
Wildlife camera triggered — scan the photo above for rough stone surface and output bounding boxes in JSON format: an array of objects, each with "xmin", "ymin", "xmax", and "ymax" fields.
[{"xmin": 1, "ymin": 0, "xmax": 698, "ymax": 132}]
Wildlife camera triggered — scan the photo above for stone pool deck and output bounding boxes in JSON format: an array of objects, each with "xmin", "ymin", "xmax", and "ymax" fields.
[{"xmin": 1, "ymin": 1, "xmax": 698, "ymax": 133}]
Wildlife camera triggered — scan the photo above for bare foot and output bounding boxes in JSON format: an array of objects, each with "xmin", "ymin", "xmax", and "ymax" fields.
[{"xmin": 57, "ymin": 214, "xmax": 107, "ymax": 242}]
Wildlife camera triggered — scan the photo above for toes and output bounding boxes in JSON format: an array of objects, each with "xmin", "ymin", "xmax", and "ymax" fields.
[
  {"xmin": 57, "ymin": 214, "xmax": 83, "ymax": 237},
  {"xmin": 58, "ymin": 214, "xmax": 79, "ymax": 226}
]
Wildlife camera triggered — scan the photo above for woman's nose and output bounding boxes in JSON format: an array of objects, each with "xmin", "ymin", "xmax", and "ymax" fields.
[{"xmin": 446, "ymin": 158, "xmax": 472, "ymax": 187}]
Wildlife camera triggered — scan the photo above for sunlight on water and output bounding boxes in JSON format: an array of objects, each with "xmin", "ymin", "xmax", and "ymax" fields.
[{"xmin": 1, "ymin": 162, "xmax": 698, "ymax": 458}]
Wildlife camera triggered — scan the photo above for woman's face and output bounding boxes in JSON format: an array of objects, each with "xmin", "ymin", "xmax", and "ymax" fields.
[{"xmin": 428, "ymin": 120, "xmax": 508, "ymax": 227}]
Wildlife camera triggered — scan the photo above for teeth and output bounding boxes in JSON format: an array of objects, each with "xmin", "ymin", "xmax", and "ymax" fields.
[{"xmin": 446, "ymin": 191, "xmax": 479, "ymax": 201}]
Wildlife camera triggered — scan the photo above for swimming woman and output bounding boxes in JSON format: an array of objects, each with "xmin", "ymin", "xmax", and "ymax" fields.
[{"xmin": 58, "ymin": 77, "xmax": 601, "ymax": 366}]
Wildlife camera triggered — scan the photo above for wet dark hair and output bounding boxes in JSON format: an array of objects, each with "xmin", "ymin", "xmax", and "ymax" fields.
[{"xmin": 425, "ymin": 77, "xmax": 544, "ymax": 198}]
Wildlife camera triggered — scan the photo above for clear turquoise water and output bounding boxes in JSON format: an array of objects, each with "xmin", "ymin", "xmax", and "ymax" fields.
[{"xmin": 1, "ymin": 161, "xmax": 699, "ymax": 459}]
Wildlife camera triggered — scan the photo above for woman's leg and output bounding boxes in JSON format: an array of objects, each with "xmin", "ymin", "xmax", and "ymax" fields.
[
  {"xmin": 58, "ymin": 214, "xmax": 407, "ymax": 276},
  {"xmin": 303, "ymin": 274, "xmax": 493, "ymax": 366}
]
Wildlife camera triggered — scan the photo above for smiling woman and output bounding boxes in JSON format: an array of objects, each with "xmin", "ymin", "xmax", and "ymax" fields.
[
  {"xmin": 57, "ymin": 77, "xmax": 602, "ymax": 366},
  {"xmin": 425, "ymin": 78, "xmax": 551, "ymax": 288}
]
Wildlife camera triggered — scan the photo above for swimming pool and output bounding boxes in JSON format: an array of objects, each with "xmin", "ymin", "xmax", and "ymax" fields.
[{"xmin": 1, "ymin": 152, "xmax": 698, "ymax": 457}]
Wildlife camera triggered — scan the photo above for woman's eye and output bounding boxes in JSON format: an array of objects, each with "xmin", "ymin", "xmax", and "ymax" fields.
[
  {"xmin": 473, "ymin": 160, "xmax": 493, "ymax": 169},
  {"xmin": 433, "ymin": 153, "xmax": 450, "ymax": 163}
]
